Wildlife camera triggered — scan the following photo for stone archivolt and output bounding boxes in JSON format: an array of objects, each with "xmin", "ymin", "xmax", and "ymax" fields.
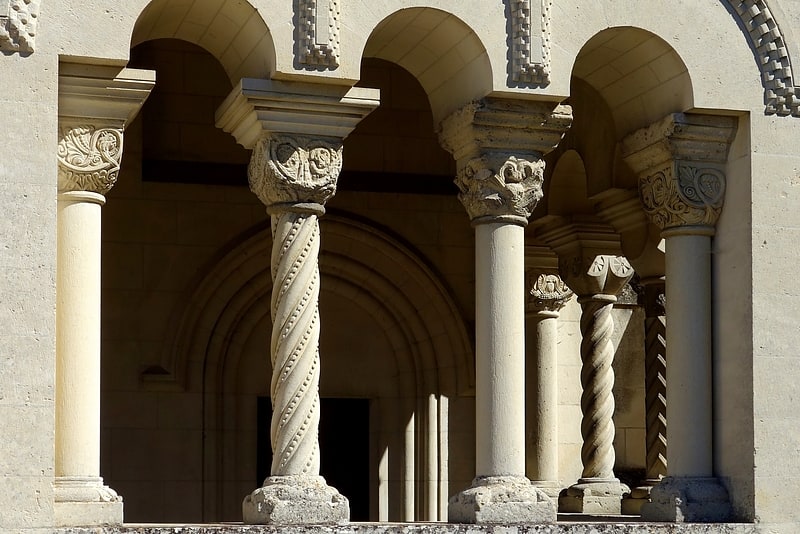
[
  {"xmin": 57, "ymin": 126, "xmax": 124, "ymax": 195},
  {"xmin": 0, "ymin": 0, "xmax": 39, "ymax": 53},
  {"xmin": 249, "ymin": 135, "xmax": 343, "ymax": 209},
  {"xmin": 638, "ymin": 165, "xmax": 726, "ymax": 230}
]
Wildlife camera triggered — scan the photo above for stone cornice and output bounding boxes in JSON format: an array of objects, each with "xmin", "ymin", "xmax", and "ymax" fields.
[
  {"xmin": 621, "ymin": 113, "xmax": 737, "ymax": 231},
  {"xmin": 215, "ymin": 79, "xmax": 380, "ymax": 150}
]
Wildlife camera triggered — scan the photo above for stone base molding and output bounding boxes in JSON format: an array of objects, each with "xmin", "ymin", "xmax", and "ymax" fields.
[
  {"xmin": 641, "ymin": 476, "xmax": 733, "ymax": 523},
  {"xmin": 558, "ymin": 478, "xmax": 629, "ymax": 515},
  {"xmin": 242, "ymin": 476, "xmax": 349, "ymax": 524},
  {"xmin": 54, "ymin": 476, "xmax": 122, "ymax": 526},
  {"xmin": 448, "ymin": 476, "xmax": 556, "ymax": 524}
]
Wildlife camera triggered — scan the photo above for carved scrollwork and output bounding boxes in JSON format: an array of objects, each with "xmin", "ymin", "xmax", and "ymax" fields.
[
  {"xmin": 57, "ymin": 126, "xmax": 123, "ymax": 195},
  {"xmin": 0, "ymin": 0, "xmax": 40, "ymax": 53},
  {"xmin": 527, "ymin": 271, "xmax": 573, "ymax": 313},
  {"xmin": 249, "ymin": 135, "xmax": 343, "ymax": 208},
  {"xmin": 456, "ymin": 155, "xmax": 545, "ymax": 223},
  {"xmin": 639, "ymin": 165, "xmax": 726, "ymax": 230}
]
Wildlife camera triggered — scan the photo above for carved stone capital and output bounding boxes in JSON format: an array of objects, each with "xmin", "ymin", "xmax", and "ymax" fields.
[
  {"xmin": 639, "ymin": 164, "xmax": 726, "ymax": 230},
  {"xmin": 57, "ymin": 126, "xmax": 124, "ymax": 195},
  {"xmin": 249, "ymin": 135, "xmax": 342, "ymax": 208},
  {"xmin": 622, "ymin": 113, "xmax": 737, "ymax": 233},
  {"xmin": 560, "ymin": 254, "xmax": 634, "ymax": 299},
  {"xmin": 526, "ymin": 271, "xmax": 573, "ymax": 314},
  {"xmin": 0, "ymin": 0, "xmax": 40, "ymax": 53},
  {"xmin": 457, "ymin": 155, "xmax": 545, "ymax": 223}
]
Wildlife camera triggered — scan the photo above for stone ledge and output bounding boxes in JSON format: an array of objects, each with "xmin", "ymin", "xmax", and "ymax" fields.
[{"xmin": 58, "ymin": 521, "xmax": 758, "ymax": 534}]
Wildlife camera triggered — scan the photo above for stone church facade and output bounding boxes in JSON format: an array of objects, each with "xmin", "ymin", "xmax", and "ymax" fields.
[{"xmin": 2, "ymin": 0, "xmax": 800, "ymax": 532}]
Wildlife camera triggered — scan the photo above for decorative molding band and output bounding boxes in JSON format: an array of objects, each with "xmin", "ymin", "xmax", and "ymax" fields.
[
  {"xmin": 510, "ymin": 0, "xmax": 552, "ymax": 85},
  {"xmin": 0, "ymin": 0, "xmax": 40, "ymax": 53},
  {"xmin": 297, "ymin": 0, "xmax": 340, "ymax": 69},
  {"xmin": 726, "ymin": 0, "xmax": 799, "ymax": 117}
]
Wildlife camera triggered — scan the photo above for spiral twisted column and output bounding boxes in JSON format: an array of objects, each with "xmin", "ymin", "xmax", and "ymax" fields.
[
  {"xmin": 623, "ymin": 113, "xmax": 736, "ymax": 522},
  {"xmin": 439, "ymin": 97, "xmax": 573, "ymax": 524},
  {"xmin": 559, "ymin": 254, "xmax": 633, "ymax": 514}
]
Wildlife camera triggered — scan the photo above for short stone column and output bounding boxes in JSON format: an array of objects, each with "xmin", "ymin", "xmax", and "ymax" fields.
[
  {"xmin": 439, "ymin": 97, "xmax": 572, "ymax": 523},
  {"xmin": 54, "ymin": 65, "xmax": 154, "ymax": 527},
  {"xmin": 216, "ymin": 79, "xmax": 379, "ymax": 524},
  {"xmin": 525, "ymin": 266, "xmax": 573, "ymax": 498},
  {"xmin": 623, "ymin": 278, "xmax": 667, "ymax": 514},
  {"xmin": 558, "ymin": 254, "xmax": 634, "ymax": 514},
  {"xmin": 623, "ymin": 113, "xmax": 737, "ymax": 522}
]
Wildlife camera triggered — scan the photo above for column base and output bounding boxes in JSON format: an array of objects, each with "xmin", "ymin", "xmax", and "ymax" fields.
[
  {"xmin": 448, "ymin": 475, "xmax": 556, "ymax": 523},
  {"xmin": 621, "ymin": 481, "xmax": 659, "ymax": 515},
  {"xmin": 529, "ymin": 479, "xmax": 563, "ymax": 500},
  {"xmin": 558, "ymin": 477, "xmax": 628, "ymax": 514},
  {"xmin": 242, "ymin": 475, "xmax": 349, "ymax": 524},
  {"xmin": 54, "ymin": 476, "xmax": 123, "ymax": 526},
  {"xmin": 641, "ymin": 476, "xmax": 732, "ymax": 522}
]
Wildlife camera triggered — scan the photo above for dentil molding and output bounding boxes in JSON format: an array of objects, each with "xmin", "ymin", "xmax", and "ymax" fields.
[
  {"xmin": 249, "ymin": 134, "xmax": 343, "ymax": 208},
  {"xmin": 0, "ymin": 0, "xmax": 39, "ymax": 53},
  {"xmin": 509, "ymin": 0, "xmax": 552, "ymax": 85},
  {"xmin": 297, "ymin": 0, "xmax": 340, "ymax": 69}
]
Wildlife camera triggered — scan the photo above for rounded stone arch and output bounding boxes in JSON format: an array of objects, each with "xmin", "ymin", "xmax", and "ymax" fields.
[
  {"xmin": 130, "ymin": 0, "xmax": 276, "ymax": 82},
  {"xmin": 359, "ymin": 7, "xmax": 493, "ymax": 122},
  {"xmin": 539, "ymin": 149, "xmax": 593, "ymax": 218}
]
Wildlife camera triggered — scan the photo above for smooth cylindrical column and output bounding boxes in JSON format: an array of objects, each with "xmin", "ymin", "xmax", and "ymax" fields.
[
  {"xmin": 56, "ymin": 191, "xmax": 105, "ymax": 478},
  {"xmin": 664, "ymin": 230, "xmax": 713, "ymax": 477},
  {"xmin": 526, "ymin": 312, "xmax": 559, "ymax": 484},
  {"xmin": 475, "ymin": 222, "xmax": 526, "ymax": 477}
]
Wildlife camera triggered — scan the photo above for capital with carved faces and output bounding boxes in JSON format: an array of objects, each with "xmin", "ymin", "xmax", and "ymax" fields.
[
  {"xmin": 439, "ymin": 97, "xmax": 572, "ymax": 225},
  {"xmin": 248, "ymin": 134, "xmax": 343, "ymax": 211},
  {"xmin": 622, "ymin": 113, "xmax": 737, "ymax": 234},
  {"xmin": 526, "ymin": 270, "xmax": 573, "ymax": 315}
]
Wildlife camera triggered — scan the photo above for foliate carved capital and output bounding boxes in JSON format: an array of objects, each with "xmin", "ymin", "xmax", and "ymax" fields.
[
  {"xmin": 57, "ymin": 126, "xmax": 123, "ymax": 195},
  {"xmin": 639, "ymin": 164, "xmax": 726, "ymax": 230},
  {"xmin": 249, "ymin": 135, "xmax": 343, "ymax": 208},
  {"xmin": 456, "ymin": 155, "xmax": 545, "ymax": 223},
  {"xmin": 527, "ymin": 271, "xmax": 573, "ymax": 314},
  {"xmin": 560, "ymin": 254, "xmax": 634, "ymax": 299}
]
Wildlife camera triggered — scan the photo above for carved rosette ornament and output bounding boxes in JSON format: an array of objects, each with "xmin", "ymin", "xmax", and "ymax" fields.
[
  {"xmin": 57, "ymin": 126, "xmax": 124, "ymax": 195},
  {"xmin": 639, "ymin": 165, "xmax": 726, "ymax": 230},
  {"xmin": 456, "ymin": 155, "xmax": 545, "ymax": 224},
  {"xmin": 527, "ymin": 271, "xmax": 573, "ymax": 314},
  {"xmin": 563, "ymin": 255, "xmax": 634, "ymax": 481},
  {"xmin": 249, "ymin": 135, "xmax": 342, "ymax": 209}
]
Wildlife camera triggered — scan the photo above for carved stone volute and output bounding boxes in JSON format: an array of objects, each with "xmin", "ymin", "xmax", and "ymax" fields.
[
  {"xmin": 622, "ymin": 113, "xmax": 737, "ymax": 233},
  {"xmin": 57, "ymin": 125, "xmax": 124, "ymax": 195},
  {"xmin": 249, "ymin": 135, "xmax": 343, "ymax": 210}
]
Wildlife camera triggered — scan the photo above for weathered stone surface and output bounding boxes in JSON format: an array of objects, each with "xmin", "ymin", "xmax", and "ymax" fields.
[
  {"xmin": 242, "ymin": 475, "xmax": 349, "ymax": 524},
  {"xmin": 642, "ymin": 476, "xmax": 733, "ymax": 523},
  {"xmin": 558, "ymin": 479, "xmax": 628, "ymax": 515},
  {"xmin": 448, "ymin": 476, "xmax": 556, "ymax": 523}
]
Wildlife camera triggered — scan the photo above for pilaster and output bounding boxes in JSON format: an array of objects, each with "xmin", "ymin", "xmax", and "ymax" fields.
[
  {"xmin": 217, "ymin": 79, "xmax": 379, "ymax": 525},
  {"xmin": 622, "ymin": 113, "xmax": 738, "ymax": 522},
  {"xmin": 55, "ymin": 62, "xmax": 154, "ymax": 527}
]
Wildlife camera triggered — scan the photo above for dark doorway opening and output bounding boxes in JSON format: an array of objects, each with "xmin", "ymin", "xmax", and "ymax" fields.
[{"xmin": 257, "ymin": 397, "xmax": 370, "ymax": 521}]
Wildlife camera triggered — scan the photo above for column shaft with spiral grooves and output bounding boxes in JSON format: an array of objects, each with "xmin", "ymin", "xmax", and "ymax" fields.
[{"xmin": 644, "ymin": 314, "xmax": 667, "ymax": 481}]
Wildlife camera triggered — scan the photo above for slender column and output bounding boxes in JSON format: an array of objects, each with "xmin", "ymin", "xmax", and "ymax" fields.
[
  {"xmin": 623, "ymin": 279, "xmax": 667, "ymax": 514},
  {"xmin": 623, "ymin": 112, "xmax": 737, "ymax": 522},
  {"xmin": 525, "ymin": 269, "xmax": 572, "ymax": 498},
  {"xmin": 216, "ymin": 79, "xmax": 379, "ymax": 524},
  {"xmin": 559, "ymin": 255, "xmax": 633, "ymax": 514},
  {"xmin": 439, "ymin": 97, "xmax": 572, "ymax": 524},
  {"xmin": 53, "ymin": 65, "xmax": 153, "ymax": 527}
]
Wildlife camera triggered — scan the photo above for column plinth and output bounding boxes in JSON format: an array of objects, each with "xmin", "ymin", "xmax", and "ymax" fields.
[
  {"xmin": 558, "ymin": 255, "xmax": 633, "ymax": 515},
  {"xmin": 622, "ymin": 112, "xmax": 737, "ymax": 522},
  {"xmin": 439, "ymin": 97, "xmax": 572, "ymax": 524}
]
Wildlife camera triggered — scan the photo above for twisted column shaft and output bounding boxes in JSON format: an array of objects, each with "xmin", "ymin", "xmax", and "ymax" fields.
[
  {"xmin": 644, "ymin": 314, "xmax": 667, "ymax": 481},
  {"xmin": 269, "ymin": 210, "xmax": 322, "ymax": 476},
  {"xmin": 577, "ymin": 295, "xmax": 617, "ymax": 480}
]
